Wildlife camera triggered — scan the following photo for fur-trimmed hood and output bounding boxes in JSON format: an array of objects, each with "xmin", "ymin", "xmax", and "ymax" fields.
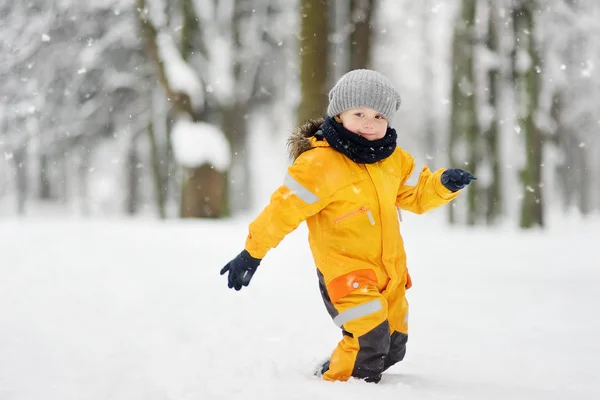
[{"xmin": 287, "ymin": 118, "xmax": 324, "ymax": 161}]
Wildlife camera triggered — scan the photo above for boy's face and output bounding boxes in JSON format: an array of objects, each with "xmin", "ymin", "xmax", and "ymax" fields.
[{"xmin": 337, "ymin": 108, "xmax": 388, "ymax": 141}]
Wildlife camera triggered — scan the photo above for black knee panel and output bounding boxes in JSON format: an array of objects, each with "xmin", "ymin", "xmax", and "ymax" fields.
[
  {"xmin": 383, "ymin": 331, "xmax": 408, "ymax": 371},
  {"xmin": 352, "ymin": 320, "xmax": 390, "ymax": 381}
]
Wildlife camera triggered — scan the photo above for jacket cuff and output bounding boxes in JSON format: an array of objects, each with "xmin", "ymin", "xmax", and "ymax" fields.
[
  {"xmin": 240, "ymin": 249, "xmax": 262, "ymax": 265},
  {"xmin": 244, "ymin": 233, "xmax": 269, "ymax": 260},
  {"xmin": 432, "ymin": 169, "xmax": 460, "ymax": 200}
]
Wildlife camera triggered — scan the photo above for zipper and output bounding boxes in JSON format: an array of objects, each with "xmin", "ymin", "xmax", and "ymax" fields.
[{"xmin": 334, "ymin": 206, "xmax": 375, "ymax": 226}]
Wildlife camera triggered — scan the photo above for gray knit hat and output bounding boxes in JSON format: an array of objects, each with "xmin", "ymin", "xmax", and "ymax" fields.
[{"xmin": 327, "ymin": 69, "xmax": 402, "ymax": 122}]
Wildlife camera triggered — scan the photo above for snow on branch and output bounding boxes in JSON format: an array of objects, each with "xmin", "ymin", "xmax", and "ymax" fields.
[
  {"xmin": 0, "ymin": 5, "xmax": 56, "ymax": 77},
  {"xmin": 146, "ymin": 0, "xmax": 168, "ymax": 29},
  {"xmin": 79, "ymin": 18, "xmax": 137, "ymax": 68},
  {"xmin": 157, "ymin": 33, "xmax": 204, "ymax": 110},
  {"xmin": 171, "ymin": 119, "xmax": 231, "ymax": 171}
]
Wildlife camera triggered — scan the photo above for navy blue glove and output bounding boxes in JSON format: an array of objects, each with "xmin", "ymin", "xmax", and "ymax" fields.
[
  {"xmin": 220, "ymin": 250, "xmax": 261, "ymax": 291},
  {"xmin": 441, "ymin": 169, "xmax": 477, "ymax": 192}
]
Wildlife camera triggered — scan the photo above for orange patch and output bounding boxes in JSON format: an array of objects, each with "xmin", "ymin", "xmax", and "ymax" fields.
[
  {"xmin": 326, "ymin": 269, "xmax": 379, "ymax": 303},
  {"xmin": 405, "ymin": 270, "xmax": 412, "ymax": 290}
]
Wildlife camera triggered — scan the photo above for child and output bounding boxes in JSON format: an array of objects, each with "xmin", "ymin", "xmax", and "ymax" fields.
[{"xmin": 220, "ymin": 69, "xmax": 476, "ymax": 383}]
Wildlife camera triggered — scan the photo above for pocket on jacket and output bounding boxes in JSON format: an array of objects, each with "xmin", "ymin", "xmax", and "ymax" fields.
[{"xmin": 333, "ymin": 206, "xmax": 375, "ymax": 227}]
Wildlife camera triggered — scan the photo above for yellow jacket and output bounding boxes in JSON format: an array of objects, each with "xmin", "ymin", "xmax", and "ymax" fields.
[{"xmin": 245, "ymin": 119, "xmax": 458, "ymax": 301}]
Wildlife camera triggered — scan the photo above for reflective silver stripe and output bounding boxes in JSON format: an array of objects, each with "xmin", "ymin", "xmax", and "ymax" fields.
[
  {"xmin": 333, "ymin": 299, "xmax": 382, "ymax": 328},
  {"xmin": 283, "ymin": 172, "xmax": 319, "ymax": 204}
]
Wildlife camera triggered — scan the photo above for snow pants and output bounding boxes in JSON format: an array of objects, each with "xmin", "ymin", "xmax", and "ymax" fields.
[{"xmin": 317, "ymin": 270, "xmax": 409, "ymax": 382}]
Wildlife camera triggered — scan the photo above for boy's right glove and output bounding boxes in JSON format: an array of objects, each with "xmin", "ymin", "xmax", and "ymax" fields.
[
  {"xmin": 220, "ymin": 250, "xmax": 261, "ymax": 291},
  {"xmin": 441, "ymin": 168, "xmax": 477, "ymax": 192}
]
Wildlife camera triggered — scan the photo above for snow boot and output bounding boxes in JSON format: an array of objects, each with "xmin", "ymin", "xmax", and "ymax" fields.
[{"xmin": 313, "ymin": 359, "xmax": 330, "ymax": 378}]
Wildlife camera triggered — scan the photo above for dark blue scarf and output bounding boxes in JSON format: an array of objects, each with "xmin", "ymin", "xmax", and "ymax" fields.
[{"xmin": 318, "ymin": 117, "xmax": 397, "ymax": 164}]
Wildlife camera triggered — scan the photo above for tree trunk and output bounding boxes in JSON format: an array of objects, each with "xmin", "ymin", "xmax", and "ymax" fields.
[
  {"xmin": 552, "ymin": 95, "xmax": 567, "ymax": 211},
  {"xmin": 38, "ymin": 152, "xmax": 52, "ymax": 200},
  {"xmin": 297, "ymin": 0, "xmax": 330, "ymax": 125},
  {"xmin": 349, "ymin": 0, "xmax": 376, "ymax": 70},
  {"xmin": 448, "ymin": 0, "xmax": 479, "ymax": 225},
  {"xmin": 77, "ymin": 143, "xmax": 91, "ymax": 216},
  {"xmin": 578, "ymin": 148, "xmax": 590, "ymax": 215},
  {"xmin": 484, "ymin": 1, "xmax": 502, "ymax": 225},
  {"xmin": 126, "ymin": 136, "xmax": 140, "ymax": 215},
  {"xmin": 178, "ymin": 151, "xmax": 227, "ymax": 219},
  {"xmin": 0, "ymin": 157, "xmax": 6, "ymax": 201},
  {"xmin": 514, "ymin": 2, "xmax": 544, "ymax": 229},
  {"xmin": 180, "ymin": 164, "xmax": 227, "ymax": 218},
  {"xmin": 13, "ymin": 146, "xmax": 27, "ymax": 216},
  {"xmin": 222, "ymin": 102, "xmax": 250, "ymax": 213},
  {"xmin": 560, "ymin": 0, "xmax": 593, "ymax": 216},
  {"xmin": 180, "ymin": 0, "xmax": 201, "ymax": 61},
  {"xmin": 147, "ymin": 118, "xmax": 167, "ymax": 219}
]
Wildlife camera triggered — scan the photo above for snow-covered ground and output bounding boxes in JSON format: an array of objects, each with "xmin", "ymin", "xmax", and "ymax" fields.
[{"xmin": 0, "ymin": 213, "xmax": 597, "ymax": 400}]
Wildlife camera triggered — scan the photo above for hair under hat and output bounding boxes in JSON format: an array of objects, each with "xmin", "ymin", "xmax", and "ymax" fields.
[{"xmin": 327, "ymin": 69, "xmax": 402, "ymax": 122}]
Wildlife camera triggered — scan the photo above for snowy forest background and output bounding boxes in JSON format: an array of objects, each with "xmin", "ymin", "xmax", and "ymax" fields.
[{"xmin": 1, "ymin": 0, "xmax": 599, "ymax": 229}]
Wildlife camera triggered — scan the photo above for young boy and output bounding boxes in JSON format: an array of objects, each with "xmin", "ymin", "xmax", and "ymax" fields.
[{"xmin": 220, "ymin": 69, "xmax": 476, "ymax": 383}]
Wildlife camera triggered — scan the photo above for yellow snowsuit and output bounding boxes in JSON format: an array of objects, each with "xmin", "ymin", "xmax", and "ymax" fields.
[{"xmin": 245, "ymin": 120, "xmax": 458, "ymax": 382}]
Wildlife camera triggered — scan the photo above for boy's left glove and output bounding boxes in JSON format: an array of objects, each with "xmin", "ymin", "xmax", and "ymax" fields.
[
  {"xmin": 441, "ymin": 168, "xmax": 477, "ymax": 192},
  {"xmin": 220, "ymin": 250, "xmax": 262, "ymax": 291}
]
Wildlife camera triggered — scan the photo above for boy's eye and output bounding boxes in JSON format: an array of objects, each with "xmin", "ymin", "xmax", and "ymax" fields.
[
  {"xmin": 375, "ymin": 115, "xmax": 385, "ymax": 120},
  {"xmin": 354, "ymin": 112, "xmax": 364, "ymax": 117}
]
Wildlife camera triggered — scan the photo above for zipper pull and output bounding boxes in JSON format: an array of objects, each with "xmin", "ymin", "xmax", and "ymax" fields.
[{"xmin": 366, "ymin": 209, "xmax": 375, "ymax": 225}]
